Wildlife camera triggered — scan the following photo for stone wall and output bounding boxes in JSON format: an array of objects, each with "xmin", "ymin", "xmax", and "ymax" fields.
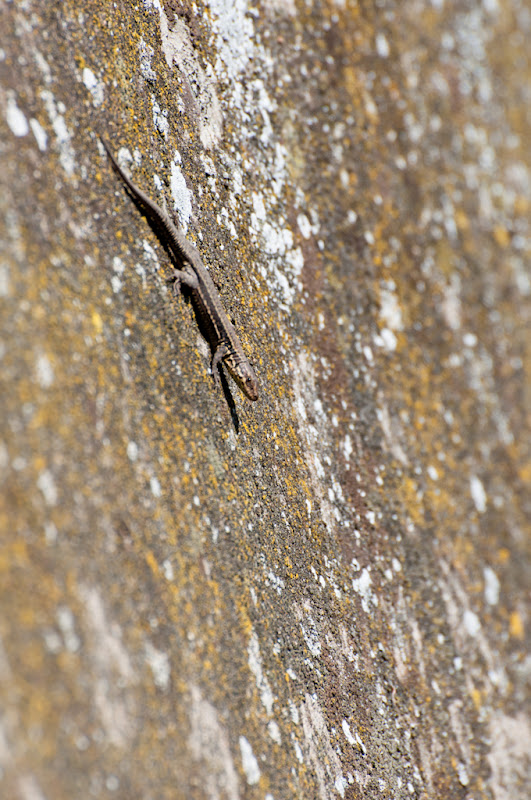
[{"xmin": 1, "ymin": 1, "xmax": 530, "ymax": 798}]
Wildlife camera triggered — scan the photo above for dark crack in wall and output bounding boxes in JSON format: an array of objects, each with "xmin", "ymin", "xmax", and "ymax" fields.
[{"xmin": 0, "ymin": 1, "xmax": 530, "ymax": 799}]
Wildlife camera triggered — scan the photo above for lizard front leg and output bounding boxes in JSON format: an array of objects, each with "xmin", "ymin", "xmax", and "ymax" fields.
[{"xmin": 165, "ymin": 264, "xmax": 199, "ymax": 297}]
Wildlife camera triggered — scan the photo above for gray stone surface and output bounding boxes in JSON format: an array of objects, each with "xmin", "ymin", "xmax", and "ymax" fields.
[{"xmin": 1, "ymin": 1, "xmax": 530, "ymax": 798}]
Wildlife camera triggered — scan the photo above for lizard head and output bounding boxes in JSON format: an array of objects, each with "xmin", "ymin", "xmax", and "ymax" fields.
[{"xmin": 227, "ymin": 361, "xmax": 259, "ymax": 401}]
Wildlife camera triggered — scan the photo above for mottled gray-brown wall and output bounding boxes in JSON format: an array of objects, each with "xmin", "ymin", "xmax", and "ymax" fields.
[{"xmin": 1, "ymin": 1, "xmax": 530, "ymax": 798}]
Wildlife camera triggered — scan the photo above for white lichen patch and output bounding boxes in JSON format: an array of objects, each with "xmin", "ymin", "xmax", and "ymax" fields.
[
  {"xmin": 427, "ymin": 464, "xmax": 438, "ymax": 481},
  {"xmin": 17, "ymin": 776, "xmax": 47, "ymax": 800},
  {"xmin": 488, "ymin": 711, "xmax": 531, "ymax": 800},
  {"xmin": 35, "ymin": 352, "xmax": 54, "ymax": 388},
  {"xmin": 113, "ymin": 146, "xmax": 134, "ymax": 171},
  {"xmin": 139, "ymin": 38, "xmax": 157, "ymax": 83},
  {"xmin": 300, "ymin": 694, "xmax": 346, "ymax": 799},
  {"xmin": 298, "ymin": 607, "xmax": 322, "ymax": 658},
  {"xmin": 154, "ymin": 4, "xmax": 222, "ymax": 148},
  {"xmin": 248, "ymin": 630, "xmax": 274, "ymax": 715},
  {"xmin": 379, "ymin": 285, "xmax": 403, "ymax": 331},
  {"xmin": 377, "ymin": 402, "xmax": 410, "ymax": 466},
  {"xmin": 267, "ymin": 719, "xmax": 281, "ymax": 744},
  {"xmin": 375, "ymin": 327, "xmax": 397, "ymax": 352},
  {"xmin": 262, "ymin": 0, "xmax": 296, "ymax": 16},
  {"xmin": 207, "ymin": 0, "xmax": 255, "ymax": 82},
  {"xmin": 441, "ymin": 273, "xmax": 462, "ymax": 330},
  {"xmin": 81, "ymin": 66, "xmax": 104, "ymax": 106},
  {"xmin": 470, "ymin": 474, "xmax": 487, "ymax": 513},
  {"xmin": 463, "ymin": 609, "xmax": 481, "ymax": 637},
  {"xmin": 291, "ymin": 351, "xmax": 343, "ymax": 534},
  {"xmin": 126, "ymin": 440, "xmax": 138, "ymax": 462},
  {"xmin": 40, "ymin": 89, "xmax": 75, "ymax": 176},
  {"xmin": 56, "ymin": 605, "xmax": 81, "ymax": 653},
  {"xmin": 483, "ymin": 566, "xmax": 500, "ymax": 606},
  {"xmin": 149, "ymin": 476, "xmax": 161, "ymax": 497},
  {"xmin": 29, "ymin": 117, "xmax": 48, "ymax": 151},
  {"xmin": 151, "ymin": 97, "xmax": 169, "ymax": 138},
  {"xmin": 169, "ymin": 153, "xmax": 193, "ymax": 230},
  {"xmin": 438, "ymin": 560, "xmax": 508, "ymax": 695},
  {"xmin": 264, "ymin": 569, "xmax": 285, "ymax": 595},
  {"xmin": 341, "ymin": 719, "xmax": 366, "ymax": 754},
  {"xmin": 78, "ymin": 585, "xmax": 138, "ymax": 747},
  {"xmin": 0, "ymin": 263, "xmax": 10, "ymax": 298},
  {"xmin": 297, "ymin": 213, "xmax": 312, "ymax": 239},
  {"xmin": 37, "ymin": 469, "xmax": 58, "ymax": 506},
  {"xmin": 351, "ymin": 567, "xmax": 374, "ymax": 614},
  {"xmin": 375, "ymin": 33, "xmax": 390, "ymax": 58},
  {"xmin": 249, "ymin": 192, "xmax": 305, "ymax": 308},
  {"xmin": 6, "ymin": 93, "xmax": 29, "ymax": 137},
  {"xmin": 188, "ymin": 685, "xmax": 240, "ymax": 800},
  {"xmin": 239, "ymin": 735, "xmax": 260, "ymax": 785},
  {"xmin": 144, "ymin": 641, "xmax": 170, "ymax": 691}
]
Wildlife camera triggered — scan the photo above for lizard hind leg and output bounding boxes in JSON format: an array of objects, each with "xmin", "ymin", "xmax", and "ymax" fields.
[
  {"xmin": 166, "ymin": 266, "xmax": 199, "ymax": 297},
  {"xmin": 165, "ymin": 270, "xmax": 182, "ymax": 297},
  {"xmin": 211, "ymin": 343, "xmax": 230, "ymax": 386}
]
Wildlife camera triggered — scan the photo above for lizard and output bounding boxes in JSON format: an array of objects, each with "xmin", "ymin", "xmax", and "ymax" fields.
[{"xmin": 100, "ymin": 138, "xmax": 259, "ymax": 402}]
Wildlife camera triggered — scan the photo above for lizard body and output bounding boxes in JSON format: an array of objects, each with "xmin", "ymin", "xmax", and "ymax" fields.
[{"xmin": 101, "ymin": 139, "xmax": 259, "ymax": 402}]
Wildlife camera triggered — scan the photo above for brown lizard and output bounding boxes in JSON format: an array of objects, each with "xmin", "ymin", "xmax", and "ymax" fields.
[{"xmin": 101, "ymin": 138, "xmax": 259, "ymax": 402}]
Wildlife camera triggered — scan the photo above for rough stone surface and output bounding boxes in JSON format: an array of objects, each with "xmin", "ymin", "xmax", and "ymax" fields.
[{"xmin": 1, "ymin": 1, "xmax": 530, "ymax": 799}]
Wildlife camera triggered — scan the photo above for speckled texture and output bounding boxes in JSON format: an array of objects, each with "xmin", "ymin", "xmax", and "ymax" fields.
[{"xmin": 1, "ymin": 1, "xmax": 530, "ymax": 798}]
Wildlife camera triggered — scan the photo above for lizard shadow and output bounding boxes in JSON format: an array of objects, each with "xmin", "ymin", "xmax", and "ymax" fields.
[{"xmin": 218, "ymin": 366, "xmax": 240, "ymax": 433}]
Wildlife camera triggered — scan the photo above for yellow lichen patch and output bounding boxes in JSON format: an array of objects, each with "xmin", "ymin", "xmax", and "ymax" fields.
[
  {"xmin": 398, "ymin": 477, "xmax": 425, "ymax": 528},
  {"xmin": 435, "ymin": 237, "xmax": 458, "ymax": 278},
  {"xmin": 91, "ymin": 310, "xmax": 103, "ymax": 334},
  {"xmin": 455, "ymin": 208, "xmax": 470, "ymax": 233},
  {"xmin": 517, "ymin": 460, "xmax": 531, "ymax": 485},
  {"xmin": 514, "ymin": 194, "xmax": 529, "ymax": 216},
  {"xmin": 144, "ymin": 550, "xmax": 160, "ymax": 577},
  {"xmin": 509, "ymin": 610, "xmax": 524, "ymax": 639},
  {"xmin": 0, "ymin": 540, "xmax": 29, "ymax": 572},
  {"xmin": 493, "ymin": 225, "xmax": 511, "ymax": 248},
  {"xmin": 497, "ymin": 548, "xmax": 511, "ymax": 564}
]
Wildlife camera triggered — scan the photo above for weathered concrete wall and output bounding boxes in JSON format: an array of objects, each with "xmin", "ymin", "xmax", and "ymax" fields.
[{"xmin": 1, "ymin": 1, "xmax": 530, "ymax": 798}]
